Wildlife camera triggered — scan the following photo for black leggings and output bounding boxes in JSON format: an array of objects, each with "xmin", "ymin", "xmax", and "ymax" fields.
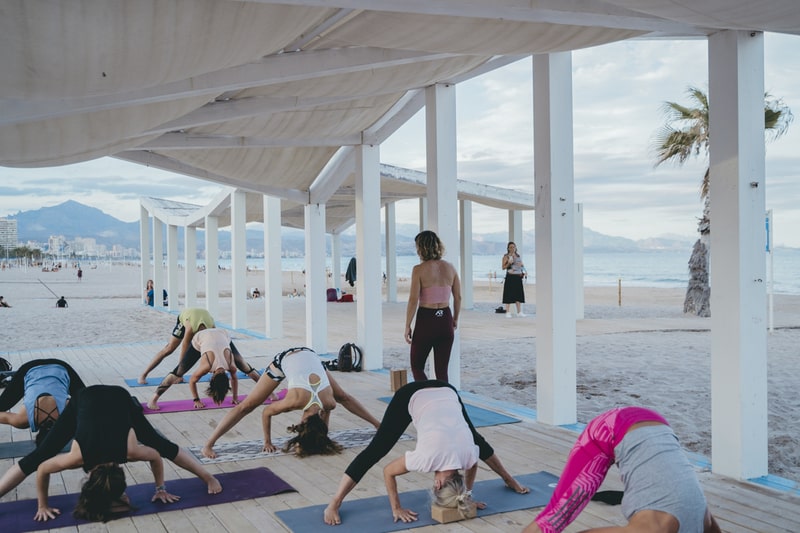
[
  {"xmin": 0, "ymin": 358, "xmax": 86, "ymax": 412},
  {"xmin": 409, "ymin": 307, "xmax": 454, "ymax": 382},
  {"xmin": 18, "ymin": 385, "xmax": 179, "ymax": 475},
  {"xmin": 344, "ymin": 380, "xmax": 494, "ymax": 483},
  {"xmin": 170, "ymin": 340, "xmax": 253, "ymax": 377}
]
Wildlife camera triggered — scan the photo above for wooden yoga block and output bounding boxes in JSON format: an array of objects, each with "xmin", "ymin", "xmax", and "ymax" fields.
[
  {"xmin": 431, "ymin": 503, "xmax": 477, "ymax": 524},
  {"xmin": 390, "ymin": 368, "xmax": 407, "ymax": 391}
]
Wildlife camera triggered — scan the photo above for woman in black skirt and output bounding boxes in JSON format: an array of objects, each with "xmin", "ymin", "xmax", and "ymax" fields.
[{"xmin": 502, "ymin": 241, "xmax": 527, "ymax": 317}]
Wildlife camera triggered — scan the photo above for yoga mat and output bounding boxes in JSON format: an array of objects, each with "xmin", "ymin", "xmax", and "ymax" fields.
[
  {"xmin": 0, "ymin": 440, "xmax": 72, "ymax": 460},
  {"xmin": 1, "ymin": 466, "xmax": 295, "ymax": 533},
  {"xmin": 276, "ymin": 471, "xmax": 557, "ymax": 532},
  {"xmin": 188, "ymin": 427, "xmax": 414, "ymax": 464},
  {"xmin": 140, "ymin": 388, "xmax": 288, "ymax": 414},
  {"xmin": 378, "ymin": 396, "xmax": 521, "ymax": 427},
  {"xmin": 125, "ymin": 370, "xmax": 251, "ymax": 387}
]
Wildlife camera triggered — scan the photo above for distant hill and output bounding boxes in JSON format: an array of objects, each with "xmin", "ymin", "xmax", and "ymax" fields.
[{"xmin": 9, "ymin": 200, "xmax": 696, "ymax": 256}]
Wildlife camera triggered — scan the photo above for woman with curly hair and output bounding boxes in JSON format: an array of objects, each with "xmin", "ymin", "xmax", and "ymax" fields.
[
  {"xmin": 187, "ymin": 327, "xmax": 257, "ymax": 407},
  {"xmin": 201, "ymin": 347, "xmax": 379, "ymax": 459},
  {"xmin": 0, "ymin": 385, "xmax": 221, "ymax": 523},
  {"xmin": 405, "ymin": 230, "xmax": 461, "ymax": 383}
]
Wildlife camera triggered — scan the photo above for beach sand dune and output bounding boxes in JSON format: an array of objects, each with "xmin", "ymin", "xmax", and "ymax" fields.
[{"xmin": 2, "ymin": 263, "xmax": 798, "ymax": 482}]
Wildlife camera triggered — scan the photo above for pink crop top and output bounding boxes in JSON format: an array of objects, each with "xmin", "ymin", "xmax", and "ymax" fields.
[{"xmin": 419, "ymin": 286, "xmax": 451, "ymax": 305}]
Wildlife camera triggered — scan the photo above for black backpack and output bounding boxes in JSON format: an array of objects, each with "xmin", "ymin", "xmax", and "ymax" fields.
[{"xmin": 337, "ymin": 343, "xmax": 362, "ymax": 372}]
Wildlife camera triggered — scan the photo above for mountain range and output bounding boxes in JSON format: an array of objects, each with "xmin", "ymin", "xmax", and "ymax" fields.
[{"xmin": 8, "ymin": 200, "xmax": 696, "ymax": 256}]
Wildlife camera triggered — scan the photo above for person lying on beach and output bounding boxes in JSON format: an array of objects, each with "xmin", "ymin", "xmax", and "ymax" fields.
[
  {"xmin": 140, "ymin": 307, "xmax": 260, "ymax": 409},
  {"xmin": 523, "ymin": 406, "xmax": 721, "ymax": 533},
  {"xmin": 0, "ymin": 384, "xmax": 222, "ymax": 523},
  {"xmin": 201, "ymin": 347, "xmax": 380, "ymax": 459},
  {"xmin": 323, "ymin": 380, "xmax": 529, "ymax": 526},
  {"xmin": 0, "ymin": 358, "xmax": 86, "ymax": 445},
  {"xmin": 186, "ymin": 328, "xmax": 247, "ymax": 408}
]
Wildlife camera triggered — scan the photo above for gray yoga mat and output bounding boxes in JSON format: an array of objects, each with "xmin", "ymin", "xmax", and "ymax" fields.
[{"xmin": 275, "ymin": 470, "xmax": 557, "ymax": 532}]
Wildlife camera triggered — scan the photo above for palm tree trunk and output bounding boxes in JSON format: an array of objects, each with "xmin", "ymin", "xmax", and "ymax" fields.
[{"xmin": 684, "ymin": 200, "xmax": 711, "ymax": 316}]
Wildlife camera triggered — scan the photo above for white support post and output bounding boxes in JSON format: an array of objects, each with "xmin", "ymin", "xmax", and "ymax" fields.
[
  {"xmin": 305, "ymin": 203, "xmax": 328, "ymax": 353},
  {"xmin": 205, "ymin": 215, "xmax": 219, "ymax": 317},
  {"xmin": 419, "ymin": 198, "xmax": 428, "ymax": 230},
  {"xmin": 355, "ymin": 144, "xmax": 383, "ymax": 370},
  {"xmin": 230, "ymin": 190, "xmax": 247, "ymax": 330},
  {"xmin": 152, "ymin": 217, "xmax": 165, "ymax": 310},
  {"xmin": 264, "ymin": 195, "xmax": 283, "ymax": 338},
  {"xmin": 331, "ymin": 233, "xmax": 342, "ymax": 293},
  {"xmin": 425, "ymin": 83, "xmax": 461, "ymax": 388},
  {"xmin": 708, "ymin": 29, "xmax": 768, "ymax": 480},
  {"xmin": 575, "ymin": 204, "xmax": 584, "ymax": 319},
  {"xmin": 184, "ymin": 226, "xmax": 197, "ymax": 308},
  {"xmin": 533, "ymin": 52, "xmax": 577, "ymax": 425},
  {"xmin": 385, "ymin": 203, "xmax": 398, "ymax": 303},
  {"xmin": 166, "ymin": 224, "xmax": 179, "ymax": 311},
  {"xmin": 139, "ymin": 205, "xmax": 151, "ymax": 304},
  {"xmin": 460, "ymin": 199, "xmax": 473, "ymax": 310},
  {"xmin": 508, "ymin": 209, "xmax": 523, "ymax": 249}
]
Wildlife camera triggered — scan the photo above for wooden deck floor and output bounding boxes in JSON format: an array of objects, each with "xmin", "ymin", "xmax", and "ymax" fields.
[{"xmin": 1, "ymin": 298, "xmax": 799, "ymax": 532}]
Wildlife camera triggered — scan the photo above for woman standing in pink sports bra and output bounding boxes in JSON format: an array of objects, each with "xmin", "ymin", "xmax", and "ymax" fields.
[{"xmin": 405, "ymin": 230, "xmax": 462, "ymax": 382}]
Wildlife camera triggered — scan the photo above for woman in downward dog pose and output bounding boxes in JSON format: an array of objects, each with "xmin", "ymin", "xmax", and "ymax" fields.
[
  {"xmin": 188, "ymin": 327, "xmax": 253, "ymax": 407},
  {"xmin": 201, "ymin": 347, "xmax": 380, "ymax": 459},
  {"xmin": 523, "ymin": 406, "xmax": 721, "ymax": 533},
  {"xmin": 0, "ymin": 385, "xmax": 221, "ymax": 523},
  {"xmin": 323, "ymin": 379, "xmax": 529, "ymax": 526},
  {"xmin": 0, "ymin": 358, "xmax": 86, "ymax": 445}
]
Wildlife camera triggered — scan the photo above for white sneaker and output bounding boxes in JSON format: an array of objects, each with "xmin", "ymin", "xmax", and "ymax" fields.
[
  {"xmin": 517, "ymin": 312, "xmax": 527, "ymax": 318},
  {"xmin": 505, "ymin": 312, "xmax": 513, "ymax": 318}
]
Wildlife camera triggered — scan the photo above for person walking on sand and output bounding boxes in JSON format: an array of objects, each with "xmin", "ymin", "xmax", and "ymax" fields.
[
  {"xmin": 523, "ymin": 406, "xmax": 721, "ymax": 533},
  {"xmin": 405, "ymin": 230, "xmax": 461, "ymax": 383},
  {"xmin": 142, "ymin": 308, "xmax": 260, "ymax": 409},
  {"xmin": 502, "ymin": 241, "xmax": 527, "ymax": 317}
]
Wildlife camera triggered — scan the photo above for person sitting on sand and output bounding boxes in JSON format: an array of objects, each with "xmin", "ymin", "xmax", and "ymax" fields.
[
  {"xmin": 201, "ymin": 347, "xmax": 380, "ymax": 459},
  {"xmin": 0, "ymin": 296, "xmax": 10, "ymax": 308},
  {"xmin": 138, "ymin": 308, "xmax": 260, "ymax": 409},
  {"xmin": 0, "ymin": 358, "xmax": 86, "ymax": 445},
  {"xmin": 186, "ymin": 328, "xmax": 253, "ymax": 408},
  {"xmin": 0, "ymin": 384, "xmax": 222, "ymax": 524},
  {"xmin": 523, "ymin": 406, "xmax": 721, "ymax": 533},
  {"xmin": 323, "ymin": 380, "xmax": 529, "ymax": 526},
  {"xmin": 56, "ymin": 296, "xmax": 68, "ymax": 308}
]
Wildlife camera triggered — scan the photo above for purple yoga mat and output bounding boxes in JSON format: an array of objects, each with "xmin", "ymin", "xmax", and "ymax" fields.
[
  {"xmin": 0, "ymin": 466, "xmax": 295, "ymax": 533},
  {"xmin": 141, "ymin": 388, "xmax": 288, "ymax": 414}
]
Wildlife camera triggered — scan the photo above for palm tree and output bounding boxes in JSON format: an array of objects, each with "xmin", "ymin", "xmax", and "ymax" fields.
[{"xmin": 653, "ymin": 86, "xmax": 792, "ymax": 316}]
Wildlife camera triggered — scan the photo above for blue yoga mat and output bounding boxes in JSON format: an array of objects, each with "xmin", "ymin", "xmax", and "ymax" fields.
[
  {"xmin": 378, "ymin": 396, "xmax": 520, "ymax": 427},
  {"xmin": 276, "ymin": 471, "xmax": 556, "ymax": 532},
  {"xmin": 1, "ymin": 466, "xmax": 295, "ymax": 533},
  {"xmin": 125, "ymin": 371, "xmax": 250, "ymax": 387},
  {"xmin": 0, "ymin": 440, "xmax": 71, "ymax": 460}
]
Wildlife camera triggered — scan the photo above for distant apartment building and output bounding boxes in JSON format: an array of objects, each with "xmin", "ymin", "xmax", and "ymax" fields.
[
  {"xmin": 0, "ymin": 217, "xmax": 18, "ymax": 252},
  {"xmin": 48, "ymin": 235, "xmax": 67, "ymax": 255}
]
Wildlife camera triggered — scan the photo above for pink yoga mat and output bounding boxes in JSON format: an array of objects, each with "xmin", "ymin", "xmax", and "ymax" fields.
[{"xmin": 141, "ymin": 388, "xmax": 287, "ymax": 414}]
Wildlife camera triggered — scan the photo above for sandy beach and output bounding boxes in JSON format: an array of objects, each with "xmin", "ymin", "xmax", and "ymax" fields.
[{"xmin": 1, "ymin": 262, "xmax": 798, "ymax": 483}]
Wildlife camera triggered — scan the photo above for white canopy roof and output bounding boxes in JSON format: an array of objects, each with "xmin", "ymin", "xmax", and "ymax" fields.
[{"xmin": 2, "ymin": 1, "xmax": 798, "ymax": 201}]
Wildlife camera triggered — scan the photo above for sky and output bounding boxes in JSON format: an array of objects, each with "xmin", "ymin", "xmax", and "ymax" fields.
[{"xmin": 1, "ymin": 32, "xmax": 799, "ymax": 246}]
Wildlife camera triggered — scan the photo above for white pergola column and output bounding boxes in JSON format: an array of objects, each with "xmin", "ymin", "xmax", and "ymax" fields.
[
  {"xmin": 152, "ymin": 217, "xmax": 165, "ymax": 309},
  {"xmin": 184, "ymin": 226, "xmax": 198, "ymax": 308},
  {"xmin": 385, "ymin": 202, "xmax": 398, "ymax": 303},
  {"xmin": 575, "ymin": 204, "xmax": 585, "ymax": 319},
  {"xmin": 139, "ymin": 205, "xmax": 151, "ymax": 303},
  {"xmin": 508, "ymin": 209, "xmax": 523, "ymax": 248},
  {"xmin": 304, "ymin": 203, "xmax": 328, "ymax": 353},
  {"xmin": 205, "ymin": 215, "xmax": 219, "ymax": 317},
  {"xmin": 355, "ymin": 144, "xmax": 383, "ymax": 370},
  {"xmin": 230, "ymin": 190, "xmax": 247, "ymax": 329},
  {"xmin": 708, "ymin": 29, "xmax": 768, "ymax": 480},
  {"xmin": 425, "ymin": 83, "xmax": 461, "ymax": 388},
  {"xmin": 331, "ymin": 233, "xmax": 342, "ymax": 293},
  {"xmin": 533, "ymin": 52, "xmax": 577, "ymax": 425},
  {"xmin": 419, "ymin": 198, "xmax": 428, "ymax": 230},
  {"xmin": 166, "ymin": 224, "xmax": 179, "ymax": 311},
  {"xmin": 460, "ymin": 199, "xmax": 473, "ymax": 309},
  {"xmin": 263, "ymin": 195, "xmax": 283, "ymax": 338}
]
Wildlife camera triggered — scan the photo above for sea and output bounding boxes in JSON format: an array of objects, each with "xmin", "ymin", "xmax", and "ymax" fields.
[{"xmin": 205, "ymin": 248, "xmax": 800, "ymax": 295}]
